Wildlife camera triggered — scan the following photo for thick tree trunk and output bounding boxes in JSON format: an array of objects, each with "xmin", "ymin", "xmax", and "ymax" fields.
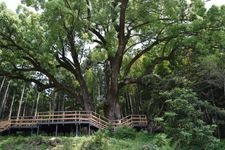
[
  {"xmin": 107, "ymin": 94, "xmax": 121, "ymax": 120},
  {"xmin": 105, "ymin": 62, "xmax": 122, "ymax": 120},
  {"xmin": 80, "ymin": 78, "xmax": 93, "ymax": 111},
  {"xmin": 82, "ymin": 90, "xmax": 93, "ymax": 111},
  {"xmin": 66, "ymin": 30, "xmax": 94, "ymax": 112},
  {"xmin": 105, "ymin": 0, "xmax": 129, "ymax": 120}
]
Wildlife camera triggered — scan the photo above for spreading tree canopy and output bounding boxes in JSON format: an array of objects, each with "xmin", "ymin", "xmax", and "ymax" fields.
[{"xmin": 0, "ymin": 0, "xmax": 220, "ymax": 119}]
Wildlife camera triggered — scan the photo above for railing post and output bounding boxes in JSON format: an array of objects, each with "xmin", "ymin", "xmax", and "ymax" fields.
[
  {"xmin": 98, "ymin": 115, "xmax": 100, "ymax": 128},
  {"xmin": 88, "ymin": 123, "xmax": 90, "ymax": 135},
  {"xmin": 63, "ymin": 111, "xmax": 65, "ymax": 123},
  {"xmin": 89, "ymin": 112, "xmax": 92, "ymax": 124},
  {"xmin": 55, "ymin": 124, "xmax": 58, "ymax": 136},
  {"xmin": 78, "ymin": 111, "xmax": 80, "ymax": 122},
  {"xmin": 36, "ymin": 112, "xmax": 39, "ymax": 124},
  {"xmin": 48, "ymin": 112, "xmax": 50, "ymax": 123},
  {"xmin": 37, "ymin": 125, "xmax": 39, "ymax": 135},
  {"xmin": 75, "ymin": 124, "xmax": 78, "ymax": 136},
  {"xmin": 74, "ymin": 111, "xmax": 76, "ymax": 122}
]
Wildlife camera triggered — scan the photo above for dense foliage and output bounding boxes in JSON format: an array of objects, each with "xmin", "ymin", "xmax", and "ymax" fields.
[
  {"xmin": 1, "ymin": 0, "xmax": 223, "ymax": 119},
  {"xmin": 1, "ymin": 0, "xmax": 225, "ymax": 149},
  {"xmin": 158, "ymin": 88, "xmax": 219, "ymax": 149}
]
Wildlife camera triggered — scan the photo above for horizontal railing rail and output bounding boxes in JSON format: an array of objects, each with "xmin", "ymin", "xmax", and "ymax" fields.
[{"xmin": 0, "ymin": 111, "xmax": 147, "ymax": 133}]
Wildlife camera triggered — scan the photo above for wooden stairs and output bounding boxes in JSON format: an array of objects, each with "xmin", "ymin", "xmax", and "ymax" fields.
[
  {"xmin": 0, "ymin": 120, "xmax": 10, "ymax": 133},
  {"xmin": 0, "ymin": 111, "xmax": 147, "ymax": 134}
]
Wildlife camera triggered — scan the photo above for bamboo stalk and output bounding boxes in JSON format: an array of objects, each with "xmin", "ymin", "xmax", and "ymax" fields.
[
  {"xmin": 0, "ymin": 81, "xmax": 10, "ymax": 119},
  {"xmin": 17, "ymin": 85, "xmax": 25, "ymax": 120},
  {"xmin": 8, "ymin": 93, "xmax": 15, "ymax": 120}
]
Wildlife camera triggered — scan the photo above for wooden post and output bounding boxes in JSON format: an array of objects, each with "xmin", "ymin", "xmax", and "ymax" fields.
[
  {"xmin": 63, "ymin": 111, "xmax": 65, "ymax": 124},
  {"xmin": 78, "ymin": 111, "xmax": 80, "ymax": 122},
  {"xmin": 37, "ymin": 126, "xmax": 39, "ymax": 135},
  {"xmin": 31, "ymin": 127, "xmax": 33, "ymax": 135},
  {"xmin": 88, "ymin": 124, "xmax": 90, "ymax": 135},
  {"xmin": 76, "ymin": 124, "xmax": 78, "ymax": 136},
  {"xmin": 55, "ymin": 124, "xmax": 58, "ymax": 136},
  {"xmin": 17, "ymin": 85, "xmax": 25, "ymax": 120},
  {"xmin": 8, "ymin": 128, "xmax": 10, "ymax": 135}
]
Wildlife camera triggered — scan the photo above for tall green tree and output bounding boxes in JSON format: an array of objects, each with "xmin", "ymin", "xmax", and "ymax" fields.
[{"xmin": 0, "ymin": 0, "xmax": 210, "ymax": 119}]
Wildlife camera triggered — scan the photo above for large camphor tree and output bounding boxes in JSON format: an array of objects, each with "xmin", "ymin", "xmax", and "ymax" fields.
[{"xmin": 0, "ymin": 0, "xmax": 208, "ymax": 119}]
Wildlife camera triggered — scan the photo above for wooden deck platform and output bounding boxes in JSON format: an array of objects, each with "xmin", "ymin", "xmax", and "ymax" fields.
[{"xmin": 0, "ymin": 111, "xmax": 147, "ymax": 135}]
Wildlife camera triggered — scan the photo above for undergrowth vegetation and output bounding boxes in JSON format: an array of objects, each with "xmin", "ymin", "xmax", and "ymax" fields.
[
  {"xmin": 1, "ymin": 126, "xmax": 225, "ymax": 150},
  {"xmin": 0, "ymin": 128, "xmax": 174, "ymax": 150},
  {"xmin": 157, "ymin": 88, "xmax": 220, "ymax": 150}
]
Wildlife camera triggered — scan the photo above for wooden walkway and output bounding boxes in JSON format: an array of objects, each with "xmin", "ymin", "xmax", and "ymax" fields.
[{"xmin": 0, "ymin": 111, "xmax": 147, "ymax": 134}]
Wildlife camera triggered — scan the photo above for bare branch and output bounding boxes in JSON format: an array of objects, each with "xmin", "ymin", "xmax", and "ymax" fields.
[
  {"xmin": 129, "ymin": 21, "xmax": 150, "ymax": 31},
  {"xmin": 119, "ymin": 77, "xmax": 143, "ymax": 88},
  {"xmin": 0, "ymin": 70, "xmax": 54, "ymax": 91},
  {"xmin": 124, "ymin": 35, "xmax": 177, "ymax": 77},
  {"xmin": 89, "ymin": 28, "xmax": 106, "ymax": 46}
]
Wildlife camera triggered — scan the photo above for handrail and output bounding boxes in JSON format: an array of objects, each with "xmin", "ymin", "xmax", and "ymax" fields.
[{"xmin": 0, "ymin": 111, "xmax": 147, "ymax": 133}]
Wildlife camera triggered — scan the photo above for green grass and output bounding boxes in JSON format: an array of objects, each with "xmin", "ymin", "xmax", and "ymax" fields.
[
  {"xmin": 0, "ymin": 131, "xmax": 173, "ymax": 150},
  {"xmin": 0, "ymin": 135, "xmax": 49, "ymax": 150}
]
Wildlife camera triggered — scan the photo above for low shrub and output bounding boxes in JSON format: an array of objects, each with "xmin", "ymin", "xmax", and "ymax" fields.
[
  {"xmin": 113, "ymin": 126, "xmax": 136, "ymax": 139},
  {"xmin": 80, "ymin": 131, "xmax": 108, "ymax": 150}
]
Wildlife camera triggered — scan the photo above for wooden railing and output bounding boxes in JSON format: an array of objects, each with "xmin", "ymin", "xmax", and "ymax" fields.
[
  {"xmin": 36, "ymin": 111, "xmax": 109, "ymax": 129},
  {"xmin": 10, "ymin": 116, "xmax": 37, "ymax": 127},
  {"xmin": 0, "ymin": 111, "xmax": 147, "ymax": 133},
  {"xmin": 89, "ymin": 112, "xmax": 109, "ymax": 129},
  {"xmin": 110, "ymin": 115, "xmax": 148, "ymax": 127}
]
